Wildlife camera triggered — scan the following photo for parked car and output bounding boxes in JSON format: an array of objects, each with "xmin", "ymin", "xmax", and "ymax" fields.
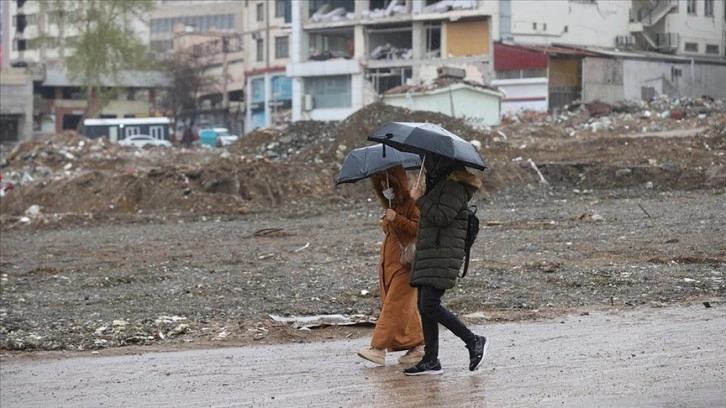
[
  {"xmin": 117, "ymin": 135, "xmax": 172, "ymax": 148},
  {"xmin": 198, "ymin": 127, "xmax": 238, "ymax": 148},
  {"xmin": 215, "ymin": 128, "xmax": 239, "ymax": 147}
]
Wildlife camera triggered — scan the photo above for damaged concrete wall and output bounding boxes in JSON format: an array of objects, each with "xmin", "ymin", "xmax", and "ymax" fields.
[
  {"xmin": 622, "ymin": 59, "xmax": 726, "ymax": 100},
  {"xmin": 418, "ymin": 62, "xmax": 490, "ymax": 84},
  {"xmin": 382, "ymin": 85, "xmax": 501, "ymax": 126},
  {"xmin": 0, "ymin": 68, "xmax": 34, "ymax": 143},
  {"xmin": 582, "ymin": 57, "xmax": 625, "ymax": 103},
  {"xmin": 493, "ymin": 77, "xmax": 548, "ymax": 115}
]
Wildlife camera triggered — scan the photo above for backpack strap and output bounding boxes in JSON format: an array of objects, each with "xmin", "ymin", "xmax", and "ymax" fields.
[
  {"xmin": 459, "ymin": 204, "xmax": 478, "ymax": 279},
  {"xmin": 460, "ymin": 252, "xmax": 471, "ymax": 278}
]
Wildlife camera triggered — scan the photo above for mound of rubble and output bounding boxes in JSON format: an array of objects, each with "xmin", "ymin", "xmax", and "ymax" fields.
[{"xmin": 1, "ymin": 98, "xmax": 724, "ymax": 228}]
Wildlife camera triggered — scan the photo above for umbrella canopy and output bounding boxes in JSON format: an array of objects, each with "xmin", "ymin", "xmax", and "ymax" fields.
[
  {"xmin": 336, "ymin": 144, "xmax": 422, "ymax": 185},
  {"xmin": 367, "ymin": 122, "xmax": 487, "ymax": 170}
]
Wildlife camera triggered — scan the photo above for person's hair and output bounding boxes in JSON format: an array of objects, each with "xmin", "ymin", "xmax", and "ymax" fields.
[{"xmin": 426, "ymin": 154, "xmax": 463, "ymax": 178}]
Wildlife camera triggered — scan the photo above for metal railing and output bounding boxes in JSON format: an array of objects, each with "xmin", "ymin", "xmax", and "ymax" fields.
[{"xmin": 630, "ymin": 0, "xmax": 677, "ymax": 25}]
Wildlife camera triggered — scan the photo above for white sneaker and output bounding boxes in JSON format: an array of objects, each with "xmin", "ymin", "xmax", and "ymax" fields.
[
  {"xmin": 398, "ymin": 345, "xmax": 425, "ymax": 365},
  {"xmin": 357, "ymin": 347, "xmax": 386, "ymax": 366}
]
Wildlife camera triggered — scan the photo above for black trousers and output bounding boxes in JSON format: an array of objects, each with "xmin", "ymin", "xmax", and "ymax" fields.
[{"xmin": 417, "ymin": 285, "xmax": 476, "ymax": 361}]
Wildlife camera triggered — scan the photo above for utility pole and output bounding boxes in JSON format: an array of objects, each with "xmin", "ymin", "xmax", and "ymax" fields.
[{"xmin": 222, "ymin": 37, "xmax": 230, "ymax": 128}]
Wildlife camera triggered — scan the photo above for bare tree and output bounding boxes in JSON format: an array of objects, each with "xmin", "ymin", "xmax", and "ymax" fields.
[
  {"xmin": 156, "ymin": 44, "xmax": 222, "ymax": 134},
  {"xmin": 38, "ymin": 0, "xmax": 154, "ymax": 131}
]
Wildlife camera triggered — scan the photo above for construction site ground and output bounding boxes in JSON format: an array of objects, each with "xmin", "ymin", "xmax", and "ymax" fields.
[{"xmin": 0, "ymin": 100, "xmax": 724, "ymax": 362}]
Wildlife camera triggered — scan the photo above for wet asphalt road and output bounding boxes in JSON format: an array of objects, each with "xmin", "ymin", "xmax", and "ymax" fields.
[{"xmin": 2, "ymin": 305, "xmax": 725, "ymax": 408}]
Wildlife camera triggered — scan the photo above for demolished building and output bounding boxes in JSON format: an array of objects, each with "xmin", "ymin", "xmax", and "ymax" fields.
[{"xmin": 286, "ymin": 0, "xmax": 493, "ymax": 123}]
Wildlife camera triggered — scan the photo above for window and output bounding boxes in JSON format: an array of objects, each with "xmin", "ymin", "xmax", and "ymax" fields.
[
  {"xmin": 684, "ymin": 42, "xmax": 698, "ymax": 52},
  {"xmin": 275, "ymin": 0, "xmax": 285, "ymax": 18},
  {"xmin": 687, "ymin": 0, "xmax": 696, "ymax": 14},
  {"xmin": 275, "ymin": 36, "xmax": 289, "ymax": 59},
  {"xmin": 14, "ymin": 39, "xmax": 27, "ymax": 51},
  {"xmin": 304, "ymin": 76, "xmax": 352, "ymax": 108},
  {"xmin": 705, "ymin": 0, "xmax": 714, "ymax": 16},
  {"xmin": 705, "ymin": 44, "xmax": 719, "ymax": 54},
  {"xmin": 256, "ymin": 39, "xmax": 264, "ymax": 62},
  {"xmin": 671, "ymin": 67, "xmax": 682, "ymax": 82},
  {"xmin": 256, "ymin": 3, "xmax": 264, "ymax": 22},
  {"xmin": 48, "ymin": 10, "xmax": 64, "ymax": 25},
  {"xmin": 151, "ymin": 39, "xmax": 173, "ymax": 53}
]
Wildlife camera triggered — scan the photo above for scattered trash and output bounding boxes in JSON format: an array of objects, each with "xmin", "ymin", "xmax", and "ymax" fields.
[
  {"xmin": 269, "ymin": 314, "xmax": 376, "ymax": 329},
  {"xmin": 294, "ymin": 242, "xmax": 310, "ymax": 252}
]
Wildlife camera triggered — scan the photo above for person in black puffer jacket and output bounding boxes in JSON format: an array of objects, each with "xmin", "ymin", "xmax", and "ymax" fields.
[{"xmin": 403, "ymin": 153, "xmax": 489, "ymax": 376}]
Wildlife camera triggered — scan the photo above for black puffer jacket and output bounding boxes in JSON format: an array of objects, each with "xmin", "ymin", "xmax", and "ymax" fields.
[{"xmin": 410, "ymin": 169, "xmax": 482, "ymax": 289}]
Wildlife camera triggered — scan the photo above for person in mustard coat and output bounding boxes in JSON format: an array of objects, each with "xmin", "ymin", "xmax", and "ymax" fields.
[{"xmin": 357, "ymin": 164, "xmax": 425, "ymax": 366}]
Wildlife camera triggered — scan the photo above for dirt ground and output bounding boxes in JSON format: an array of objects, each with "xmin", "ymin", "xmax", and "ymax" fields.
[{"xmin": 0, "ymin": 99, "xmax": 724, "ymax": 358}]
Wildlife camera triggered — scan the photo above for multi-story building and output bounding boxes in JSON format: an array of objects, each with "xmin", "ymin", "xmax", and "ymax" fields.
[
  {"xmin": 497, "ymin": 0, "xmax": 725, "ymax": 63},
  {"xmin": 243, "ymin": 0, "xmax": 293, "ymax": 132},
  {"xmin": 0, "ymin": 0, "xmax": 165, "ymax": 142},
  {"xmin": 284, "ymin": 0, "xmax": 724, "ymax": 123},
  {"xmin": 149, "ymin": 0, "xmax": 246, "ymax": 134},
  {"xmin": 494, "ymin": 0, "xmax": 725, "ymax": 112},
  {"xmin": 286, "ymin": 0, "xmax": 495, "ymax": 123}
]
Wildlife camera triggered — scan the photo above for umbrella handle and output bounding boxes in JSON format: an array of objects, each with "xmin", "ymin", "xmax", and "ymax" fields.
[
  {"xmin": 415, "ymin": 153, "xmax": 426, "ymax": 190},
  {"xmin": 386, "ymin": 172, "xmax": 391, "ymax": 208}
]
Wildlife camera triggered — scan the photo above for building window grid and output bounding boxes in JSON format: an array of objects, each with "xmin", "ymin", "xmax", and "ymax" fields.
[
  {"xmin": 150, "ymin": 14, "xmax": 235, "ymax": 34},
  {"xmin": 305, "ymin": 76, "xmax": 352, "ymax": 109},
  {"xmin": 705, "ymin": 0, "xmax": 714, "ymax": 16},
  {"xmin": 256, "ymin": 3, "xmax": 264, "ymax": 22},
  {"xmin": 705, "ymin": 44, "xmax": 719, "ymax": 54},
  {"xmin": 256, "ymin": 39, "xmax": 264, "ymax": 61},
  {"xmin": 684, "ymin": 42, "xmax": 699, "ymax": 52},
  {"xmin": 687, "ymin": 0, "xmax": 697, "ymax": 14},
  {"xmin": 275, "ymin": 36, "xmax": 289, "ymax": 59},
  {"xmin": 275, "ymin": 0, "xmax": 285, "ymax": 18}
]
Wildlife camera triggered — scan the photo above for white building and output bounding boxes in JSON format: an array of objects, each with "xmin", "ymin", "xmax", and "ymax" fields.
[
  {"xmin": 382, "ymin": 73, "xmax": 503, "ymax": 126},
  {"xmin": 497, "ymin": 0, "xmax": 725, "ymax": 57},
  {"xmin": 0, "ymin": 0, "xmax": 165, "ymax": 142},
  {"xmin": 286, "ymin": 0, "xmax": 497, "ymax": 124},
  {"xmin": 493, "ymin": 0, "xmax": 726, "ymax": 112}
]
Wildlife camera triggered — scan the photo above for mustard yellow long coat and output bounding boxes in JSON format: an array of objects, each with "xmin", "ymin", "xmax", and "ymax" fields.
[{"xmin": 369, "ymin": 166, "xmax": 424, "ymax": 351}]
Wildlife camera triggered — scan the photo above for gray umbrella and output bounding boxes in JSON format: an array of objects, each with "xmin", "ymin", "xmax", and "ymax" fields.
[
  {"xmin": 336, "ymin": 144, "xmax": 421, "ymax": 185},
  {"xmin": 367, "ymin": 122, "xmax": 487, "ymax": 170}
]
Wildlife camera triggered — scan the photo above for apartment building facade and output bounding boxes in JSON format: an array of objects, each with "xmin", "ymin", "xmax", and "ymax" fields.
[
  {"xmin": 243, "ymin": 0, "xmax": 293, "ymax": 132},
  {"xmin": 494, "ymin": 0, "xmax": 725, "ymax": 112},
  {"xmin": 286, "ymin": 0, "xmax": 495, "ymax": 123},
  {"xmin": 0, "ymin": 0, "xmax": 166, "ymax": 142},
  {"xmin": 149, "ymin": 0, "xmax": 246, "ymax": 134},
  {"xmin": 498, "ymin": 0, "xmax": 725, "ymax": 57}
]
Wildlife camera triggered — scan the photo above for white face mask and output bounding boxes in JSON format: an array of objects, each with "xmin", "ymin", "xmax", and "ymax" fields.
[{"xmin": 382, "ymin": 187, "xmax": 395, "ymax": 200}]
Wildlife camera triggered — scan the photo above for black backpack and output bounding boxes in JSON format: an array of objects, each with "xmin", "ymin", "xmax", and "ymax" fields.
[{"xmin": 460, "ymin": 205, "xmax": 480, "ymax": 278}]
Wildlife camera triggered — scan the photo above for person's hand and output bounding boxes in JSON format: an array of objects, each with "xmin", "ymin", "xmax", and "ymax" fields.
[
  {"xmin": 410, "ymin": 185, "xmax": 423, "ymax": 201},
  {"xmin": 384, "ymin": 208, "xmax": 397, "ymax": 221}
]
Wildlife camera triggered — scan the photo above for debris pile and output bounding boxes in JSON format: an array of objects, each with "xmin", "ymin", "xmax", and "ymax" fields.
[
  {"xmin": 1, "ymin": 97, "xmax": 724, "ymax": 228},
  {"xmin": 502, "ymin": 95, "xmax": 726, "ymax": 139}
]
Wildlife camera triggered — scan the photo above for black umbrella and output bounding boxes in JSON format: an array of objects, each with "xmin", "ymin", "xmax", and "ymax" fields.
[
  {"xmin": 367, "ymin": 122, "xmax": 487, "ymax": 170},
  {"xmin": 336, "ymin": 144, "xmax": 421, "ymax": 185}
]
